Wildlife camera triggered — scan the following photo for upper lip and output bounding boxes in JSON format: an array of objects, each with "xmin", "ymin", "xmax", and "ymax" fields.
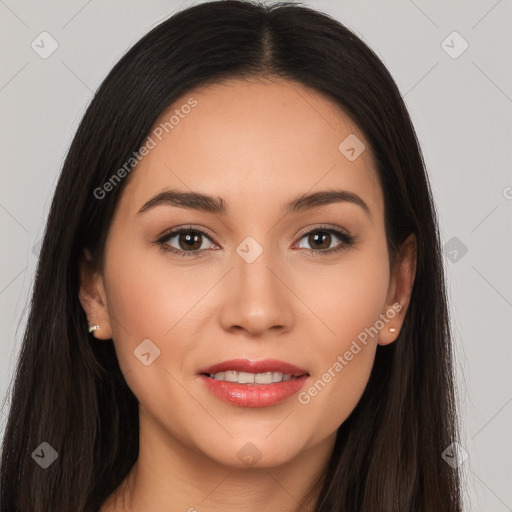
[{"xmin": 198, "ymin": 358, "xmax": 309, "ymax": 377}]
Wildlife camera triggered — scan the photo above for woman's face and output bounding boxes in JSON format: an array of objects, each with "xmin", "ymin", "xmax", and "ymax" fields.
[{"xmin": 81, "ymin": 78, "xmax": 413, "ymax": 470}]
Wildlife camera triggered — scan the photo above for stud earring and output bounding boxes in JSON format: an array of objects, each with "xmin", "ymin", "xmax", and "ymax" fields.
[
  {"xmin": 88, "ymin": 324, "xmax": 100, "ymax": 333},
  {"xmin": 389, "ymin": 327, "xmax": 396, "ymax": 333}
]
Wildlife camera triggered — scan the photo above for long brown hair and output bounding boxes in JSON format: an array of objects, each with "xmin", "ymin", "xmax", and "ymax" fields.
[{"xmin": 0, "ymin": 1, "xmax": 462, "ymax": 510}]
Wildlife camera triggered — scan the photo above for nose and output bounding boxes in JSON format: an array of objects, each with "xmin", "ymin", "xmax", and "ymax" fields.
[{"xmin": 218, "ymin": 243, "xmax": 294, "ymax": 337}]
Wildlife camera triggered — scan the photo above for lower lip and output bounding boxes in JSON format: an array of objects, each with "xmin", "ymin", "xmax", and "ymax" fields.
[{"xmin": 199, "ymin": 374, "xmax": 309, "ymax": 408}]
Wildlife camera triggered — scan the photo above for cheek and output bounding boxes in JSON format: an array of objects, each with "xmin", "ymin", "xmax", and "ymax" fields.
[
  {"xmin": 294, "ymin": 245, "xmax": 389, "ymax": 431},
  {"xmin": 102, "ymin": 245, "xmax": 210, "ymax": 423},
  {"xmin": 102, "ymin": 239, "xmax": 204, "ymax": 374},
  {"xmin": 302, "ymin": 244, "xmax": 390, "ymax": 348},
  {"xmin": 298, "ymin": 345, "xmax": 376, "ymax": 440},
  {"xmin": 104, "ymin": 231, "xmax": 209, "ymax": 334}
]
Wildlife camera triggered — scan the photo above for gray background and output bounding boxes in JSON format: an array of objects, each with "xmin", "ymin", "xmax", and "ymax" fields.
[{"xmin": 0, "ymin": 0, "xmax": 511, "ymax": 510}]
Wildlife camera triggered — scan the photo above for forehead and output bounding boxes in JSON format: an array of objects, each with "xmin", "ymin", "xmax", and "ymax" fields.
[{"xmin": 119, "ymin": 78, "xmax": 383, "ymax": 221}]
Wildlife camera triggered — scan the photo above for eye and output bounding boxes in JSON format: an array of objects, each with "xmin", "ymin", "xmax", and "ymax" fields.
[
  {"xmin": 155, "ymin": 224, "xmax": 356, "ymax": 258},
  {"xmin": 294, "ymin": 226, "xmax": 356, "ymax": 255},
  {"xmin": 156, "ymin": 226, "xmax": 218, "ymax": 257}
]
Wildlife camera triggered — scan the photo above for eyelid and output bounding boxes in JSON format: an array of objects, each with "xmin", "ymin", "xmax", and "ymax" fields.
[
  {"xmin": 156, "ymin": 224, "xmax": 218, "ymax": 244},
  {"xmin": 293, "ymin": 223, "xmax": 352, "ymax": 242}
]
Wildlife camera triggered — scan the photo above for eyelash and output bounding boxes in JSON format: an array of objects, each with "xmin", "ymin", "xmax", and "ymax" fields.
[{"xmin": 155, "ymin": 224, "xmax": 357, "ymax": 258}]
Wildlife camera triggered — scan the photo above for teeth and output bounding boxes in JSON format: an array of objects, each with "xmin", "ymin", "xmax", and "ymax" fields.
[
  {"xmin": 209, "ymin": 371, "xmax": 294, "ymax": 384},
  {"xmin": 224, "ymin": 371, "xmax": 238, "ymax": 382},
  {"xmin": 239, "ymin": 371, "xmax": 254, "ymax": 384},
  {"xmin": 271, "ymin": 372, "xmax": 283, "ymax": 382},
  {"xmin": 255, "ymin": 372, "xmax": 272, "ymax": 384}
]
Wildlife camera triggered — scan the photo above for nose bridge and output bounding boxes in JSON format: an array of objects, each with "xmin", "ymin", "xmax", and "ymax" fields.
[
  {"xmin": 218, "ymin": 233, "xmax": 293, "ymax": 334},
  {"xmin": 234, "ymin": 233, "xmax": 281, "ymax": 301}
]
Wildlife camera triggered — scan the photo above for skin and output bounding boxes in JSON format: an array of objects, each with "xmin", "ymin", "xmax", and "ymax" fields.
[{"xmin": 79, "ymin": 77, "xmax": 416, "ymax": 512}]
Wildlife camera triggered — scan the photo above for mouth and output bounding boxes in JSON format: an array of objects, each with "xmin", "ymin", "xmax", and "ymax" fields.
[{"xmin": 197, "ymin": 359, "xmax": 310, "ymax": 408}]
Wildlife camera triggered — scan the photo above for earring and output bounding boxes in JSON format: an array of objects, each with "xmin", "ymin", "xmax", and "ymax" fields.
[
  {"xmin": 88, "ymin": 324, "xmax": 100, "ymax": 333},
  {"xmin": 389, "ymin": 327, "xmax": 396, "ymax": 333}
]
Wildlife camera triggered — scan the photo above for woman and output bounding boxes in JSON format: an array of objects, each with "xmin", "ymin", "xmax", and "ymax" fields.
[{"xmin": 0, "ymin": 1, "xmax": 462, "ymax": 510}]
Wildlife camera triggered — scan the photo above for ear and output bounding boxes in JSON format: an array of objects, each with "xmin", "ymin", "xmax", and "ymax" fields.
[
  {"xmin": 78, "ymin": 249, "xmax": 113, "ymax": 340},
  {"xmin": 378, "ymin": 233, "xmax": 417, "ymax": 346}
]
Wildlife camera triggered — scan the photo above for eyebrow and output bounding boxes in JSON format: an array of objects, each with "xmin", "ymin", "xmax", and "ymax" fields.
[{"xmin": 137, "ymin": 188, "xmax": 372, "ymax": 219}]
